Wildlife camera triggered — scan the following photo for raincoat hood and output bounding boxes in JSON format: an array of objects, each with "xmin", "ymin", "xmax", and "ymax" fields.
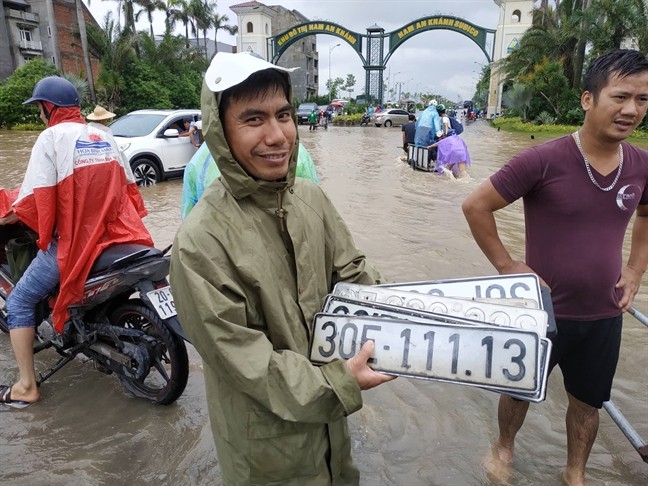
[{"xmin": 201, "ymin": 56, "xmax": 300, "ymax": 200}]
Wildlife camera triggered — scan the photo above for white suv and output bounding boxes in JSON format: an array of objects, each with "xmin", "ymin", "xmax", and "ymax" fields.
[{"xmin": 111, "ymin": 109, "xmax": 201, "ymax": 185}]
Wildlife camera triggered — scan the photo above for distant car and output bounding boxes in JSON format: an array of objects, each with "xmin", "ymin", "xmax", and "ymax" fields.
[
  {"xmin": 296, "ymin": 102, "xmax": 318, "ymax": 124},
  {"xmin": 110, "ymin": 109, "xmax": 201, "ymax": 185},
  {"xmin": 371, "ymin": 108, "xmax": 410, "ymax": 127}
]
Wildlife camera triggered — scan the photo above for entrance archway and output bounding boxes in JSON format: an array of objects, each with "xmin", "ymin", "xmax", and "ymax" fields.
[{"xmin": 268, "ymin": 16, "xmax": 495, "ymax": 104}]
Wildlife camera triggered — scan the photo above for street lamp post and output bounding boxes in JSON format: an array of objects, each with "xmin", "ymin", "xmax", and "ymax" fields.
[
  {"xmin": 328, "ymin": 43, "xmax": 341, "ymax": 102},
  {"xmin": 392, "ymin": 71, "xmax": 401, "ymax": 100},
  {"xmin": 405, "ymin": 78, "xmax": 413, "ymax": 97}
]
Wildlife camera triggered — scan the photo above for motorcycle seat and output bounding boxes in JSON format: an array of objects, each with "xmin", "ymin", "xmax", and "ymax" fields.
[{"xmin": 90, "ymin": 244, "xmax": 162, "ymax": 275}]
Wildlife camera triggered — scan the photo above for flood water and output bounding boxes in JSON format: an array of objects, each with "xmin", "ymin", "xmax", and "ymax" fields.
[{"xmin": 1, "ymin": 121, "xmax": 647, "ymax": 485}]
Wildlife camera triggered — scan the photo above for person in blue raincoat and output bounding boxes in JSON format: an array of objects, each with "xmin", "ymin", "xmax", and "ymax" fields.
[{"xmin": 415, "ymin": 100, "xmax": 444, "ymax": 163}]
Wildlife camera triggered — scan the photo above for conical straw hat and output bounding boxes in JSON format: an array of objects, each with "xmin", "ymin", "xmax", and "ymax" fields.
[{"xmin": 87, "ymin": 105, "xmax": 116, "ymax": 121}]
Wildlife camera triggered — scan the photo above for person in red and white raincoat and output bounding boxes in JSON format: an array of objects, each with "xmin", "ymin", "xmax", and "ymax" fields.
[{"xmin": 0, "ymin": 77, "xmax": 153, "ymax": 408}]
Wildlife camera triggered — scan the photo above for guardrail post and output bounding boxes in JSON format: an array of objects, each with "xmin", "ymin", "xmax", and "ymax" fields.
[
  {"xmin": 603, "ymin": 400, "xmax": 648, "ymax": 463},
  {"xmin": 628, "ymin": 305, "xmax": 648, "ymax": 328},
  {"xmin": 602, "ymin": 305, "xmax": 648, "ymax": 463}
]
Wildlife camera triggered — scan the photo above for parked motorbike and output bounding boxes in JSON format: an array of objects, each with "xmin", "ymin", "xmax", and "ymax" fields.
[
  {"xmin": 360, "ymin": 113, "xmax": 371, "ymax": 126},
  {"xmin": 0, "ymin": 225, "xmax": 189, "ymax": 405}
]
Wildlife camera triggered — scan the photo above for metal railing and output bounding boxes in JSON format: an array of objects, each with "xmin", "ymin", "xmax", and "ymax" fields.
[{"xmin": 603, "ymin": 305, "xmax": 648, "ymax": 463}]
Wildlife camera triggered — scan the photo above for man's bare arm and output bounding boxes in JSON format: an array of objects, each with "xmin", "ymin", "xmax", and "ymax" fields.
[{"xmin": 462, "ymin": 180, "xmax": 536, "ymax": 277}]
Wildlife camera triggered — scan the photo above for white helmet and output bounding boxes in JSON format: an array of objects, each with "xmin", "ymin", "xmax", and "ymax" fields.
[{"xmin": 428, "ymin": 99, "xmax": 438, "ymax": 106}]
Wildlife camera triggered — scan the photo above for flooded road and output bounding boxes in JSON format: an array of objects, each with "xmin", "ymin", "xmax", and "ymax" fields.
[{"xmin": 1, "ymin": 122, "xmax": 647, "ymax": 485}]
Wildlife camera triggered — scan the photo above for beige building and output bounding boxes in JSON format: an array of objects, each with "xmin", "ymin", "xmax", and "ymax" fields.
[{"xmin": 230, "ymin": 0, "xmax": 318, "ymax": 101}]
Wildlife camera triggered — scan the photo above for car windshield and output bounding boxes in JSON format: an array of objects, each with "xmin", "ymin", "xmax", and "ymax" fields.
[
  {"xmin": 297, "ymin": 104, "xmax": 317, "ymax": 112},
  {"xmin": 110, "ymin": 113, "xmax": 168, "ymax": 137}
]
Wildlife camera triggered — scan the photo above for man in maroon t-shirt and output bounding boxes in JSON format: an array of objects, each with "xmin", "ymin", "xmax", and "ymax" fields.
[{"xmin": 462, "ymin": 49, "xmax": 648, "ymax": 486}]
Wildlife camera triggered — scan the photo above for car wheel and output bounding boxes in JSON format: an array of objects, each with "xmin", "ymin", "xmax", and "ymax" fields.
[
  {"xmin": 132, "ymin": 158, "xmax": 161, "ymax": 186},
  {"xmin": 384, "ymin": 120, "xmax": 393, "ymax": 127}
]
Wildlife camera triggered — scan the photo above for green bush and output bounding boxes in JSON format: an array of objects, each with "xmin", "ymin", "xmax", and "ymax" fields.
[
  {"xmin": 535, "ymin": 111, "xmax": 557, "ymax": 125},
  {"xmin": 332, "ymin": 113, "xmax": 364, "ymax": 125},
  {"xmin": 560, "ymin": 108, "xmax": 585, "ymax": 126},
  {"xmin": 492, "ymin": 116, "xmax": 647, "ymax": 139},
  {"xmin": 0, "ymin": 59, "xmax": 58, "ymax": 128}
]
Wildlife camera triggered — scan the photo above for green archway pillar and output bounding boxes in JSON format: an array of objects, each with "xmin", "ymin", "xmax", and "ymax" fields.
[{"xmin": 364, "ymin": 24, "xmax": 386, "ymax": 105}]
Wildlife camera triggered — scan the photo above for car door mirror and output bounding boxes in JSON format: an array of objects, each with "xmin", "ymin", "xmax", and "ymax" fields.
[{"xmin": 163, "ymin": 128, "xmax": 180, "ymax": 138}]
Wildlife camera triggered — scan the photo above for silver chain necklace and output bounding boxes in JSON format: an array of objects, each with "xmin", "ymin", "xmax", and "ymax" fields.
[{"xmin": 572, "ymin": 131, "xmax": 623, "ymax": 192}]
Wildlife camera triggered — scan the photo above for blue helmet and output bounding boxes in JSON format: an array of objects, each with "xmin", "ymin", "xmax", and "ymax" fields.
[{"xmin": 23, "ymin": 76, "xmax": 80, "ymax": 107}]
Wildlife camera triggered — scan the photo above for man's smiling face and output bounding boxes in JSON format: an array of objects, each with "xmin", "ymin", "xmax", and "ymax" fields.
[{"xmin": 222, "ymin": 87, "xmax": 296, "ymax": 182}]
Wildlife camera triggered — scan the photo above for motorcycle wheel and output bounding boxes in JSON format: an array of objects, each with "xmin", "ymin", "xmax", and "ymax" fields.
[{"xmin": 110, "ymin": 301, "xmax": 189, "ymax": 405}]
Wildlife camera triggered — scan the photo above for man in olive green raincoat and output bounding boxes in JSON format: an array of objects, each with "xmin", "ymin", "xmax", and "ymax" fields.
[{"xmin": 170, "ymin": 52, "xmax": 394, "ymax": 485}]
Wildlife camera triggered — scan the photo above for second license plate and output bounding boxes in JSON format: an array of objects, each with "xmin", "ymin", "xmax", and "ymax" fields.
[
  {"xmin": 310, "ymin": 314, "xmax": 539, "ymax": 391},
  {"xmin": 146, "ymin": 286, "xmax": 177, "ymax": 319}
]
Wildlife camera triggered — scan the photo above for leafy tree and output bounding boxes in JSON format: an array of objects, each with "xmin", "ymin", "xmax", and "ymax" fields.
[
  {"xmin": 326, "ymin": 76, "xmax": 344, "ymax": 100},
  {"xmin": 586, "ymin": 0, "xmax": 648, "ymax": 56},
  {"xmin": 518, "ymin": 59, "xmax": 571, "ymax": 120},
  {"xmin": 342, "ymin": 74, "xmax": 356, "ymax": 98},
  {"xmin": 472, "ymin": 65, "xmax": 491, "ymax": 108},
  {"xmin": 0, "ymin": 58, "xmax": 59, "ymax": 127},
  {"xmin": 505, "ymin": 0, "xmax": 582, "ymax": 89},
  {"xmin": 120, "ymin": 60, "xmax": 172, "ymax": 110}
]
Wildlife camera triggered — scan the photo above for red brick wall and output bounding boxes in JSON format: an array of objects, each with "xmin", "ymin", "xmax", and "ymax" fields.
[{"xmin": 53, "ymin": 1, "xmax": 101, "ymax": 84}]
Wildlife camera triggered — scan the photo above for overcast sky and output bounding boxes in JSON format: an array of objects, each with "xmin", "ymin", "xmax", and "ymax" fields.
[{"xmin": 83, "ymin": 0, "xmax": 513, "ymax": 102}]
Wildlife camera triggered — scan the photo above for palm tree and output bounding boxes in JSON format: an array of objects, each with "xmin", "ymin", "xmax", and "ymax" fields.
[
  {"xmin": 135, "ymin": 0, "xmax": 166, "ymax": 38},
  {"xmin": 166, "ymin": 0, "xmax": 194, "ymax": 47},
  {"xmin": 211, "ymin": 13, "xmax": 237, "ymax": 56},
  {"xmin": 504, "ymin": 83, "xmax": 533, "ymax": 121},
  {"xmin": 86, "ymin": 13, "xmax": 137, "ymax": 107},
  {"xmin": 100, "ymin": 0, "xmax": 137, "ymax": 36},
  {"xmin": 585, "ymin": 0, "xmax": 648, "ymax": 55},
  {"xmin": 505, "ymin": 0, "xmax": 583, "ymax": 89},
  {"xmin": 188, "ymin": 0, "xmax": 215, "ymax": 58}
]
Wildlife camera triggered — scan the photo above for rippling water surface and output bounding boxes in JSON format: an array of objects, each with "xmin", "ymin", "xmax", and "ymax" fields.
[{"xmin": 0, "ymin": 122, "xmax": 646, "ymax": 485}]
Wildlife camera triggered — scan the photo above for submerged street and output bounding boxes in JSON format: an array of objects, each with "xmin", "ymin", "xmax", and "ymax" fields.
[{"xmin": 0, "ymin": 121, "xmax": 646, "ymax": 485}]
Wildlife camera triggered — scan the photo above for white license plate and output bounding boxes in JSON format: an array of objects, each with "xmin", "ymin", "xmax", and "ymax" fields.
[
  {"xmin": 311, "ymin": 314, "xmax": 539, "ymax": 391},
  {"xmin": 382, "ymin": 274, "xmax": 543, "ymax": 307},
  {"xmin": 332, "ymin": 283, "xmax": 548, "ymax": 337},
  {"xmin": 146, "ymin": 286, "xmax": 177, "ymax": 319},
  {"xmin": 494, "ymin": 338, "xmax": 552, "ymax": 403},
  {"xmin": 324, "ymin": 295, "xmax": 484, "ymax": 327}
]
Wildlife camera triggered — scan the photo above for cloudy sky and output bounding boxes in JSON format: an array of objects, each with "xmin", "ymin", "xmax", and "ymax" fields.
[{"xmin": 83, "ymin": 0, "xmax": 515, "ymax": 102}]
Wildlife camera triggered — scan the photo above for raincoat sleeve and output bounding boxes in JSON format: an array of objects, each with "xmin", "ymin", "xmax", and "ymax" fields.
[
  {"xmin": 296, "ymin": 143, "xmax": 320, "ymax": 185},
  {"xmin": 180, "ymin": 160, "xmax": 199, "ymax": 220},
  {"xmin": 171, "ymin": 230, "xmax": 363, "ymax": 424},
  {"xmin": 0, "ymin": 188, "xmax": 19, "ymax": 218}
]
